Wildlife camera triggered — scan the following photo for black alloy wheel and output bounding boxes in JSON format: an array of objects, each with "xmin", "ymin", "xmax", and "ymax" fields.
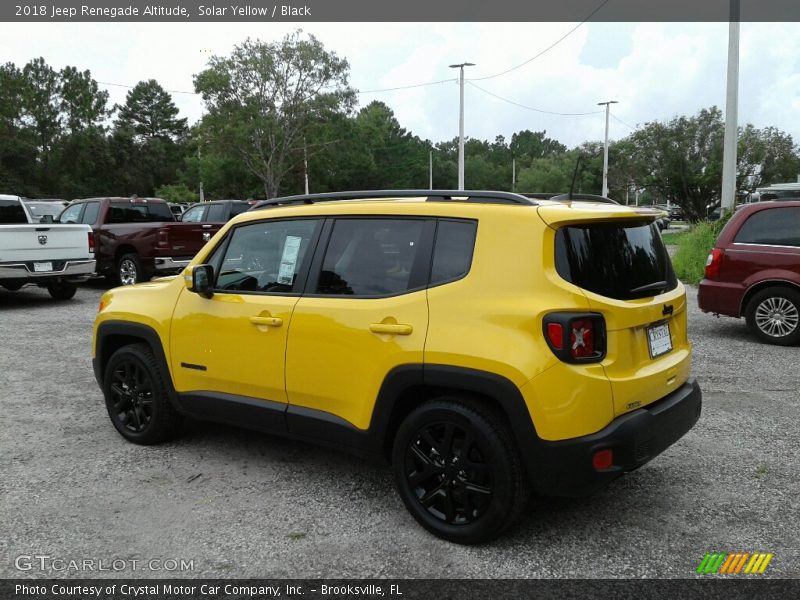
[
  {"xmin": 103, "ymin": 344, "xmax": 182, "ymax": 444},
  {"xmin": 392, "ymin": 398, "xmax": 529, "ymax": 544}
]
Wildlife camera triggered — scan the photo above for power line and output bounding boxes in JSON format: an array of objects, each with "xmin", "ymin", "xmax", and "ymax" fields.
[
  {"xmin": 467, "ymin": 81, "xmax": 603, "ymax": 116},
  {"xmin": 356, "ymin": 78, "xmax": 457, "ymax": 94},
  {"xmin": 611, "ymin": 113, "xmax": 637, "ymax": 129},
  {"xmin": 97, "ymin": 80, "xmax": 199, "ymax": 95},
  {"xmin": 468, "ymin": 0, "xmax": 611, "ymax": 82}
]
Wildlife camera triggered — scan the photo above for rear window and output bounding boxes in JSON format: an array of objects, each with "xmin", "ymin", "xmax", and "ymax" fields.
[
  {"xmin": 0, "ymin": 199, "xmax": 28, "ymax": 224},
  {"xmin": 107, "ymin": 202, "xmax": 173, "ymax": 223},
  {"xmin": 734, "ymin": 207, "xmax": 800, "ymax": 247},
  {"xmin": 555, "ymin": 220, "xmax": 677, "ymax": 300}
]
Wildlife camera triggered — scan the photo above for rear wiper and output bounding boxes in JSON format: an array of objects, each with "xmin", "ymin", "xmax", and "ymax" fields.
[{"xmin": 629, "ymin": 281, "xmax": 668, "ymax": 295}]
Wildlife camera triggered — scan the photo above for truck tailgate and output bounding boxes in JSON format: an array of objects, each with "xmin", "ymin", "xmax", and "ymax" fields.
[{"xmin": 0, "ymin": 224, "xmax": 92, "ymax": 262}]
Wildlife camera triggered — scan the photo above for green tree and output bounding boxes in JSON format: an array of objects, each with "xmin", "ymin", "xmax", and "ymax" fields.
[
  {"xmin": 115, "ymin": 79, "xmax": 188, "ymax": 140},
  {"xmin": 194, "ymin": 31, "xmax": 356, "ymax": 198},
  {"xmin": 21, "ymin": 57, "xmax": 61, "ymax": 164},
  {"xmin": 59, "ymin": 66, "xmax": 109, "ymax": 132}
]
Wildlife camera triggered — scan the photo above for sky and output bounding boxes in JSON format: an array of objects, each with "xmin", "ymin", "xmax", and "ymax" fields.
[{"xmin": 3, "ymin": 21, "xmax": 800, "ymax": 149}]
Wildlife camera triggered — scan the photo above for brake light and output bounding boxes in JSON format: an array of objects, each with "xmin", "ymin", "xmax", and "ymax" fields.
[
  {"xmin": 542, "ymin": 313, "xmax": 606, "ymax": 363},
  {"xmin": 569, "ymin": 318, "xmax": 595, "ymax": 358},
  {"xmin": 88, "ymin": 231, "xmax": 95, "ymax": 254},
  {"xmin": 704, "ymin": 248, "xmax": 724, "ymax": 279},
  {"xmin": 157, "ymin": 228, "xmax": 170, "ymax": 248}
]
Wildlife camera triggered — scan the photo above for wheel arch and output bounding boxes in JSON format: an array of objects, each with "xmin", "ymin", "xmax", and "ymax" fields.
[
  {"xmin": 371, "ymin": 365, "xmax": 543, "ymax": 482},
  {"xmin": 94, "ymin": 321, "xmax": 180, "ymax": 410},
  {"xmin": 740, "ymin": 279, "xmax": 800, "ymax": 316}
]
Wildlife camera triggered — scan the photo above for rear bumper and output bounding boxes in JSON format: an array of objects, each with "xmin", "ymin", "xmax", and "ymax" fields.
[
  {"xmin": 154, "ymin": 257, "xmax": 192, "ymax": 272},
  {"xmin": 531, "ymin": 377, "xmax": 702, "ymax": 497},
  {"xmin": 0, "ymin": 259, "xmax": 95, "ymax": 281},
  {"xmin": 698, "ymin": 279, "xmax": 744, "ymax": 317}
]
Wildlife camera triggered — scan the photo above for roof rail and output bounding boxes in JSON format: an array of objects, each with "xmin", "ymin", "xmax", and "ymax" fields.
[{"xmin": 251, "ymin": 189, "xmax": 537, "ymax": 210}]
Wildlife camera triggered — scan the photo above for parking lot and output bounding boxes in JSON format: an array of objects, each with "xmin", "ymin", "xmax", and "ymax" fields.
[{"xmin": 1, "ymin": 282, "xmax": 798, "ymax": 579}]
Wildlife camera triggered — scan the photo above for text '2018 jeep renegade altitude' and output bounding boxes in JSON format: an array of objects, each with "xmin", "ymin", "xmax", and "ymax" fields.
[{"xmin": 92, "ymin": 190, "xmax": 701, "ymax": 544}]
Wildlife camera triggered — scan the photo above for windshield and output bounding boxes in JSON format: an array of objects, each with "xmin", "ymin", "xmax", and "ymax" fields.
[
  {"xmin": 24, "ymin": 202, "xmax": 63, "ymax": 217},
  {"xmin": 555, "ymin": 220, "xmax": 678, "ymax": 300}
]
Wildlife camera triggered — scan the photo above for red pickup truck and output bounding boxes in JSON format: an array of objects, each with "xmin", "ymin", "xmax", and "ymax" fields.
[{"xmin": 59, "ymin": 197, "xmax": 226, "ymax": 285}]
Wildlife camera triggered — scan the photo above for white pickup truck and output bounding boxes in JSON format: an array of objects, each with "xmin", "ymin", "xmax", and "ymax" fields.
[{"xmin": 0, "ymin": 194, "xmax": 96, "ymax": 299}]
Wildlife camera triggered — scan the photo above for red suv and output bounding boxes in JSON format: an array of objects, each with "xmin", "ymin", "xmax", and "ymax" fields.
[{"xmin": 698, "ymin": 201, "xmax": 800, "ymax": 345}]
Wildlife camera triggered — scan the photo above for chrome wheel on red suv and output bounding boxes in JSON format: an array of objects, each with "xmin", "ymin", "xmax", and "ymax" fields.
[{"xmin": 746, "ymin": 287, "xmax": 800, "ymax": 346}]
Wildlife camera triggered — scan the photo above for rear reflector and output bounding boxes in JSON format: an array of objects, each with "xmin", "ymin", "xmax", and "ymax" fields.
[
  {"xmin": 704, "ymin": 248, "xmax": 724, "ymax": 279},
  {"xmin": 592, "ymin": 449, "xmax": 614, "ymax": 470},
  {"xmin": 546, "ymin": 323, "xmax": 563, "ymax": 349}
]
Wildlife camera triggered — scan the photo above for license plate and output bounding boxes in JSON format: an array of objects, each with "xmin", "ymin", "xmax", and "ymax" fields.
[
  {"xmin": 647, "ymin": 321, "xmax": 672, "ymax": 358},
  {"xmin": 33, "ymin": 262, "xmax": 53, "ymax": 272}
]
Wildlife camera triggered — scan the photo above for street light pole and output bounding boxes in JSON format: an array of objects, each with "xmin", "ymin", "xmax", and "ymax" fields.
[
  {"xmin": 721, "ymin": 0, "xmax": 740, "ymax": 213},
  {"xmin": 450, "ymin": 62, "xmax": 475, "ymax": 190},
  {"xmin": 597, "ymin": 100, "xmax": 618, "ymax": 198}
]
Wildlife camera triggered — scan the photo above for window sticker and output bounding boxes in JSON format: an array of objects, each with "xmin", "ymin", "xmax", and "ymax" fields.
[{"xmin": 277, "ymin": 235, "xmax": 302, "ymax": 285}]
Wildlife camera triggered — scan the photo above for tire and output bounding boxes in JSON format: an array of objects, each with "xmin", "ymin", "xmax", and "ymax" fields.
[
  {"xmin": 46, "ymin": 280, "xmax": 77, "ymax": 300},
  {"xmin": 103, "ymin": 343, "xmax": 183, "ymax": 444},
  {"xmin": 391, "ymin": 397, "xmax": 530, "ymax": 544},
  {"xmin": 745, "ymin": 286, "xmax": 800, "ymax": 346},
  {"xmin": 116, "ymin": 253, "xmax": 142, "ymax": 286}
]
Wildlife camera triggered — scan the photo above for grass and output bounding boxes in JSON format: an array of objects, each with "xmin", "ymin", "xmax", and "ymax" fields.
[
  {"xmin": 661, "ymin": 229, "xmax": 692, "ymax": 245},
  {"xmin": 671, "ymin": 222, "xmax": 720, "ymax": 284}
]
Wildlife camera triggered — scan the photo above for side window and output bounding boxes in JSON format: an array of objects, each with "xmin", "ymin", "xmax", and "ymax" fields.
[
  {"xmin": 59, "ymin": 203, "xmax": 84, "ymax": 224},
  {"xmin": 430, "ymin": 219, "xmax": 477, "ymax": 285},
  {"xmin": 181, "ymin": 206, "xmax": 205, "ymax": 223},
  {"xmin": 317, "ymin": 219, "xmax": 426, "ymax": 296},
  {"xmin": 215, "ymin": 219, "xmax": 319, "ymax": 294},
  {"xmin": 81, "ymin": 202, "xmax": 100, "ymax": 225},
  {"xmin": 735, "ymin": 207, "xmax": 800, "ymax": 247},
  {"xmin": 206, "ymin": 204, "xmax": 227, "ymax": 222}
]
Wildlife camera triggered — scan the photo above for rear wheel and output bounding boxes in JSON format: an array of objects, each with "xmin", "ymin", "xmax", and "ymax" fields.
[
  {"xmin": 745, "ymin": 286, "xmax": 800, "ymax": 346},
  {"xmin": 391, "ymin": 398, "xmax": 529, "ymax": 544},
  {"xmin": 46, "ymin": 280, "xmax": 76, "ymax": 300},
  {"xmin": 116, "ymin": 253, "xmax": 142, "ymax": 286},
  {"xmin": 103, "ymin": 343, "xmax": 183, "ymax": 444}
]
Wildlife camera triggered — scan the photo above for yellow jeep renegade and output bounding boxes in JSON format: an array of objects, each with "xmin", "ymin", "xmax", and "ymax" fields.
[{"xmin": 92, "ymin": 190, "xmax": 701, "ymax": 544}]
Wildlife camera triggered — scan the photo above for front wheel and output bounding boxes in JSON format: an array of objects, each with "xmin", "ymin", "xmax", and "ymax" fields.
[
  {"xmin": 745, "ymin": 286, "xmax": 800, "ymax": 346},
  {"xmin": 46, "ymin": 280, "xmax": 77, "ymax": 300},
  {"xmin": 391, "ymin": 398, "xmax": 529, "ymax": 544},
  {"xmin": 103, "ymin": 343, "xmax": 183, "ymax": 444}
]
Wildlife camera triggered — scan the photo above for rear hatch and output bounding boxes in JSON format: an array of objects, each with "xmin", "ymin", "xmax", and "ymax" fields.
[{"xmin": 538, "ymin": 203, "xmax": 691, "ymax": 416}]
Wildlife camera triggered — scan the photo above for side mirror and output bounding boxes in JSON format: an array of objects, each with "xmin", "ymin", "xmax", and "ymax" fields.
[
  {"xmin": 186, "ymin": 264, "xmax": 214, "ymax": 298},
  {"xmin": 41, "ymin": 215, "xmax": 55, "ymax": 224}
]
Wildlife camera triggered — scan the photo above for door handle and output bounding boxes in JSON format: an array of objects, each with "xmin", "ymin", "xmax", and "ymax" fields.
[
  {"xmin": 250, "ymin": 316, "xmax": 283, "ymax": 327},
  {"xmin": 369, "ymin": 323, "xmax": 413, "ymax": 335}
]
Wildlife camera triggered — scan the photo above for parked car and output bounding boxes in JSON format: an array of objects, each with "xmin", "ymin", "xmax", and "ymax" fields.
[
  {"xmin": 179, "ymin": 200, "xmax": 253, "ymax": 223},
  {"xmin": 168, "ymin": 203, "xmax": 188, "ymax": 217},
  {"xmin": 93, "ymin": 189, "xmax": 701, "ymax": 544},
  {"xmin": 58, "ymin": 196, "xmax": 215, "ymax": 286},
  {"xmin": 698, "ymin": 200, "xmax": 800, "ymax": 345},
  {"xmin": 707, "ymin": 206, "xmax": 722, "ymax": 221},
  {"xmin": 655, "ymin": 204, "xmax": 684, "ymax": 220},
  {"xmin": 0, "ymin": 194, "xmax": 95, "ymax": 299}
]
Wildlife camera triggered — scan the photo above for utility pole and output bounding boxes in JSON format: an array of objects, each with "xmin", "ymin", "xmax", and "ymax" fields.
[
  {"xmin": 512, "ymin": 157, "xmax": 516, "ymax": 191},
  {"xmin": 198, "ymin": 138, "xmax": 204, "ymax": 203},
  {"xmin": 303, "ymin": 137, "xmax": 310, "ymax": 195},
  {"xmin": 429, "ymin": 150, "xmax": 433, "ymax": 190},
  {"xmin": 721, "ymin": 0, "xmax": 740, "ymax": 213},
  {"xmin": 597, "ymin": 100, "xmax": 618, "ymax": 198},
  {"xmin": 449, "ymin": 62, "xmax": 475, "ymax": 190}
]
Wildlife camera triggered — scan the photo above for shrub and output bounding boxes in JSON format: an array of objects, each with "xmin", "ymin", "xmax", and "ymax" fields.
[{"xmin": 155, "ymin": 183, "xmax": 198, "ymax": 204}]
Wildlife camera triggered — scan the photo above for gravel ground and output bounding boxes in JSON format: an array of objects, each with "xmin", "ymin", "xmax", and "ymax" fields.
[{"xmin": 0, "ymin": 282, "xmax": 798, "ymax": 579}]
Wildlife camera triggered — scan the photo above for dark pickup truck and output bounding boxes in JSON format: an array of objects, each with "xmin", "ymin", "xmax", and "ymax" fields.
[{"xmin": 59, "ymin": 197, "xmax": 228, "ymax": 285}]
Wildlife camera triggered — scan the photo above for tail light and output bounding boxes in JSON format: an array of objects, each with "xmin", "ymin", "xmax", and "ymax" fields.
[
  {"xmin": 157, "ymin": 229, "xmax": 170, "ymax": 248},
  {"xmin": 704, "ymin": 248, "xmax": 724, "ymax": 279},
  {"xmin": 543, "ymin": 313, "xmax": 606, "ymax": 363},
  {"xmin": 88, "ymin": 231, "xmax": 95, "ymax": 254}
]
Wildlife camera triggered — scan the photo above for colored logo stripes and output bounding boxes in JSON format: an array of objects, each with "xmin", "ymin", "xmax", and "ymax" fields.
[{"xmin": 697, "ymin": 552, "xmax": 774, "ymax": 574}]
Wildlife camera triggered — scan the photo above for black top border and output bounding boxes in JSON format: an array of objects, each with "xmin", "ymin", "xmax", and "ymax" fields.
[{"xmin": 4, "ymin": 0, "xmax": 800, "ymax": 23}]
